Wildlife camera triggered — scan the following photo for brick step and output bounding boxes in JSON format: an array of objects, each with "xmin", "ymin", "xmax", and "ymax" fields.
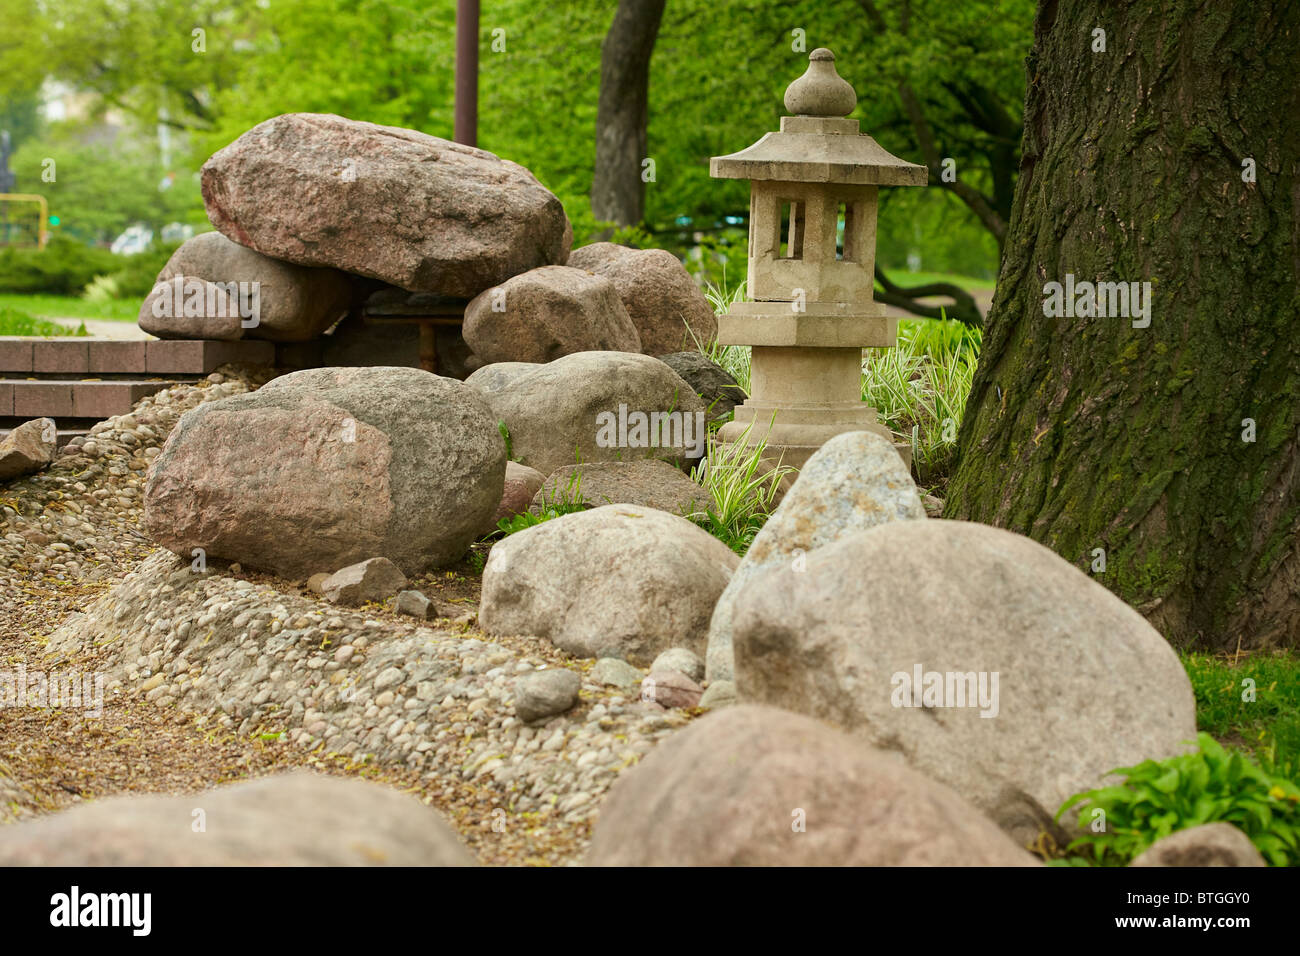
[
  {"xmin": 0, "ymin": 338, "xmax": 274, "ymax": 375},
  {"xmin": 0, "ymin": 379, "xmax": 174, "ymax": 419}
]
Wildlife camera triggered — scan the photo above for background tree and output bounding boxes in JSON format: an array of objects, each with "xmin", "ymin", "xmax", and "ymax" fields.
[
  {"xmin": 591, "ymin": 0, "xmax": 666, "ymax": 229},
  {"xmin": 945, "ymin": 0, "xmax": 1300, "ymax": 651}
]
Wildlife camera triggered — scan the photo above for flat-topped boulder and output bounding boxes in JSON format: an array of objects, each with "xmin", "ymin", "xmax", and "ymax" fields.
[{"xmin": 201, "ymin": 113, "xmax": 571, "ymax": 298}]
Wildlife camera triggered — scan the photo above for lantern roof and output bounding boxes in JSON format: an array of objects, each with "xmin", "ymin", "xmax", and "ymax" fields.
[{"xmin": 710, "ymin": 49, "xmax": 927, "ymax": 187}]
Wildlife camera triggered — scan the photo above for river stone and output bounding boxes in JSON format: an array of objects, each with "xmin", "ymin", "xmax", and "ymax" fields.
[
  {"xmin": 567, "ymin": 243, "xmax": 718, "ymax": 355},
  {"xmin": 1130, "ymin": 823, "xmax": 1266, "ymax": 867},
  {"xmin": 144, "ymin": 366, "xmax": 505, "ymax": 578},
  {"xmin": 463, "ymin": 265, "xmax": 641, "ymax": 365},
  {"xmin": 586, "ymin": 705, "xmax": 1040, "ymax": 866},
  {"xmin": 732, "ymin": 519, "xmax": 1199, "ymax": 847},
  {"xmin": 649, "ymin": 647, "xmax": 706, "ymax": 683},
  {"xmin": 514, "ymin": 668, "xmax": 581, "ymax": 723},
  {"xmin": 479, "ymin": 351, "xmax": 708, "ymax": 476},
  {"xmin": 202, "ymin": 113, "xmax": 570, "ymax": 297},
  {"xmin": 640, "ymin": 670, "xmax": 703, "ymax": 709},
  {"xmin": 657, "ymin": 352, "xmax": 747, "ymax": 423},
  {"xmin": 0, "ymin": 772, "xmax": 475, "ymax": 865},
  {"xmin": 139, "ymin": 231, "xmax": 352, "ymax": 342},
  {"xmin": 706, "ymin": 430, "xmax": 924, "ymax": 683},
  {"xmin": 480, "ymin": 504, "xmax": 738, "ymax": 665},
  {"xmin": 590, "ymin": 657, "xmax": 644, "ymax": 689},
  {"xmin": 533, "ymin": 459, "xmax": 716, "ymax": 517},
  {"xmin": 0, "ymin": 418, "xmax": 57, "ymax": 481}
]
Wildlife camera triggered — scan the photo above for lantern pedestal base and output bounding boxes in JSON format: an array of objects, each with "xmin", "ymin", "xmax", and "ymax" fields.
[{"xmin": 717, "ymin": 397, "xmax": 911, "ymax": 477}]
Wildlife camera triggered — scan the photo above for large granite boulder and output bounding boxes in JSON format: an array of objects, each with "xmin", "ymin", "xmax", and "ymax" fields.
[
  {"xmin": 480, "ymin": 504, "xmax": 739, "ymax": 666},
  {"xmin": 463, "ymin": 265, "xmax": 641, "ymax": 364},
  {"xmin": 587, "ymin": 705, "xmax": 1040, "ymax": 866},
  {"xmin": 706, "ymin": 431, "xmax": 924, "ymax": 682},
  {"xmin": 202, "ymin": 113, "xmax": 570, "ymax": 298},
  {"xmin": 732, "ymin": 519, "xmax": 1199, "ymax": 847},
  {"xmin": 0, "ymin": 772, "xmax": 475, "ymax": 865},
  {"xmin": 144, "ymin": 366, "xmax": 505, "ymax": 578},
  {"xmin": 464, "ymin": 361, "xmax": 543, "ymax": 395},
  {"xmin": 567, "ymin": 243, "xmax": 718, "ymax": 355},
  {"xmin": 138, "ymin": 231, "xmax": 353, "ymax": 342},
  {"xmin": 479, "ymin": 351, "xmax": 708, "ymax": 476}
]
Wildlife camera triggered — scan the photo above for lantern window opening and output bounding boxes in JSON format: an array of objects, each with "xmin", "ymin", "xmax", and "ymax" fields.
[{"xmin": 779, "ymin": 200, "xmax": 805, "ymax": 260}]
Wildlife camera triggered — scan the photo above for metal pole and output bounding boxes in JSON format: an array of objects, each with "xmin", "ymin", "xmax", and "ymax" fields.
[{"xmin": 454, "ymin": 0, "xmax": 480, "ymax": 146}]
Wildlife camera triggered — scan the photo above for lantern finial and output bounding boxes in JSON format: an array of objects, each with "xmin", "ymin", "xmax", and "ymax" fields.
[{"xmin": 784, "ymin": 48, "xmax": 856, "ymax": 117}]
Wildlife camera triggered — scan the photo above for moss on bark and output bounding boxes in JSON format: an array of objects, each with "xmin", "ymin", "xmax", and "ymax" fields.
[{"xmin": 945, "ymin": 0, "xmax": 1300, "ymax": 650}]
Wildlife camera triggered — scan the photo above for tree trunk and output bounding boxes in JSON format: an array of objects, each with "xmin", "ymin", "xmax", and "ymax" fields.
[
  {"xmin": 945, "ymin": 0, "xmax": 1300, "ymax": 652},
  {"xmin": 591, "ymin": 0, "xmax": 666, "ymax": 229}
]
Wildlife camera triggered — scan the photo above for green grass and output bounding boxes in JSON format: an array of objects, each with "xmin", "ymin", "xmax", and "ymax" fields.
[
  {"xmin": 0, "ymin": 293, "xmax": 138, "ymax": 322},
  {"xmin": 0, "ymin": 306, "xmax": 87, "ymax": 337},
  {"xmin": 879, "ymin": 268, "xmax": 997, "ymax": 292},
  {"xmin": 688, "ymin": 418, "xmax": 794, "ymax": 554},
  {"xmin": 1184, "ymin": 650, "xmax": 1300, "ymax": 778}
]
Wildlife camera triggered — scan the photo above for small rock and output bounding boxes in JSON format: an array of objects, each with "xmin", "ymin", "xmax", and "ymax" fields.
[
  {"xmin": 650, "ymin": 647, "xmax": 705, "ymax": 683},
  {"xmin": 590, "ymin": 657, "xmax": 643, "ymax": 690},
  {"xmin": 515, "ymin": 669, "xmax": 580, "ymax": 723},
  {"xmin": 698, "ymin": 679, "xmax": 737, "ymax": 710},
  {"xmin": 394, "ymin": 589, "xmax": 432, "ymax": 620},
  {"xmin": 322, "ymin": 557, "xmax": 408, "ymax": 606},
  {"xmin": 640, "ymin": 670, "xmax": 702, "ymax": 709},
  {"xmin": 0, "ymin": 418, "xmax": 57, "ymax": 481}
]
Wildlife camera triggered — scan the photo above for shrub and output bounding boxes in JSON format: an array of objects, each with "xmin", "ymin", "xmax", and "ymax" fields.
[
  {"xmin": 490, "ymin": 468, "xmax": 586, "ymax": 537},
  {"xmin": 1056, "ymin": 733, "xmax": 1300, "ymax": 866},
  {"xmin": 0, "ymin": 237, "xmax": 119, "ymax": 295}
]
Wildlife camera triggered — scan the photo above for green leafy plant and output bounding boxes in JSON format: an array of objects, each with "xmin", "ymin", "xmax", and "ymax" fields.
[
  {"xmin": 491, "ymin": 467, "xmax": 586, "ymax": 537},
  {"xmin": 497, "ymin": 420, "xmax": 514, "ymax": 461},
  {"xmin": 688, "ymin": 418, "xmax": 793, "ymax": 555},
  {"xmin": 1056, "ymin": 732, "xmax": 1300, "ymax": 866}
]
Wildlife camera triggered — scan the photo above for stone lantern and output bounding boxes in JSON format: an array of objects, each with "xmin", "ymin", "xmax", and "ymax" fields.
[{"xmin": 710, "ymin": 48, "xmax": 926, "ymax": 470}]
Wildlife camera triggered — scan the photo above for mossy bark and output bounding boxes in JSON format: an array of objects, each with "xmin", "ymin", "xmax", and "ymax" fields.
[{"xmin": 945, "ymin": 0, "xmax": 1300, "ymax": 650}]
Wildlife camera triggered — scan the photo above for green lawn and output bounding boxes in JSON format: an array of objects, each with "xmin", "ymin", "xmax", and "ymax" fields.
[
  {"xmin": 0, "ymin": 293, "xmax": 138, "ymax": 322},
  {"xmin": 0, "ymin": 307, "xmax": 87, "ymax": 336},
  {"xmin": 1184, "ymin": 650, "xmax": 1300, "ymax": 777},
  {"xmin": 877, "ymin": 268, "xmax": 998, "ymax": 291}
]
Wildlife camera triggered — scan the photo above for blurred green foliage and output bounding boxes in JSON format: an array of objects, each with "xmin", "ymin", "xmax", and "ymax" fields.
[{"xmin": 0, "ymin": 0, "xmax": 1032, "ymax": 276}]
